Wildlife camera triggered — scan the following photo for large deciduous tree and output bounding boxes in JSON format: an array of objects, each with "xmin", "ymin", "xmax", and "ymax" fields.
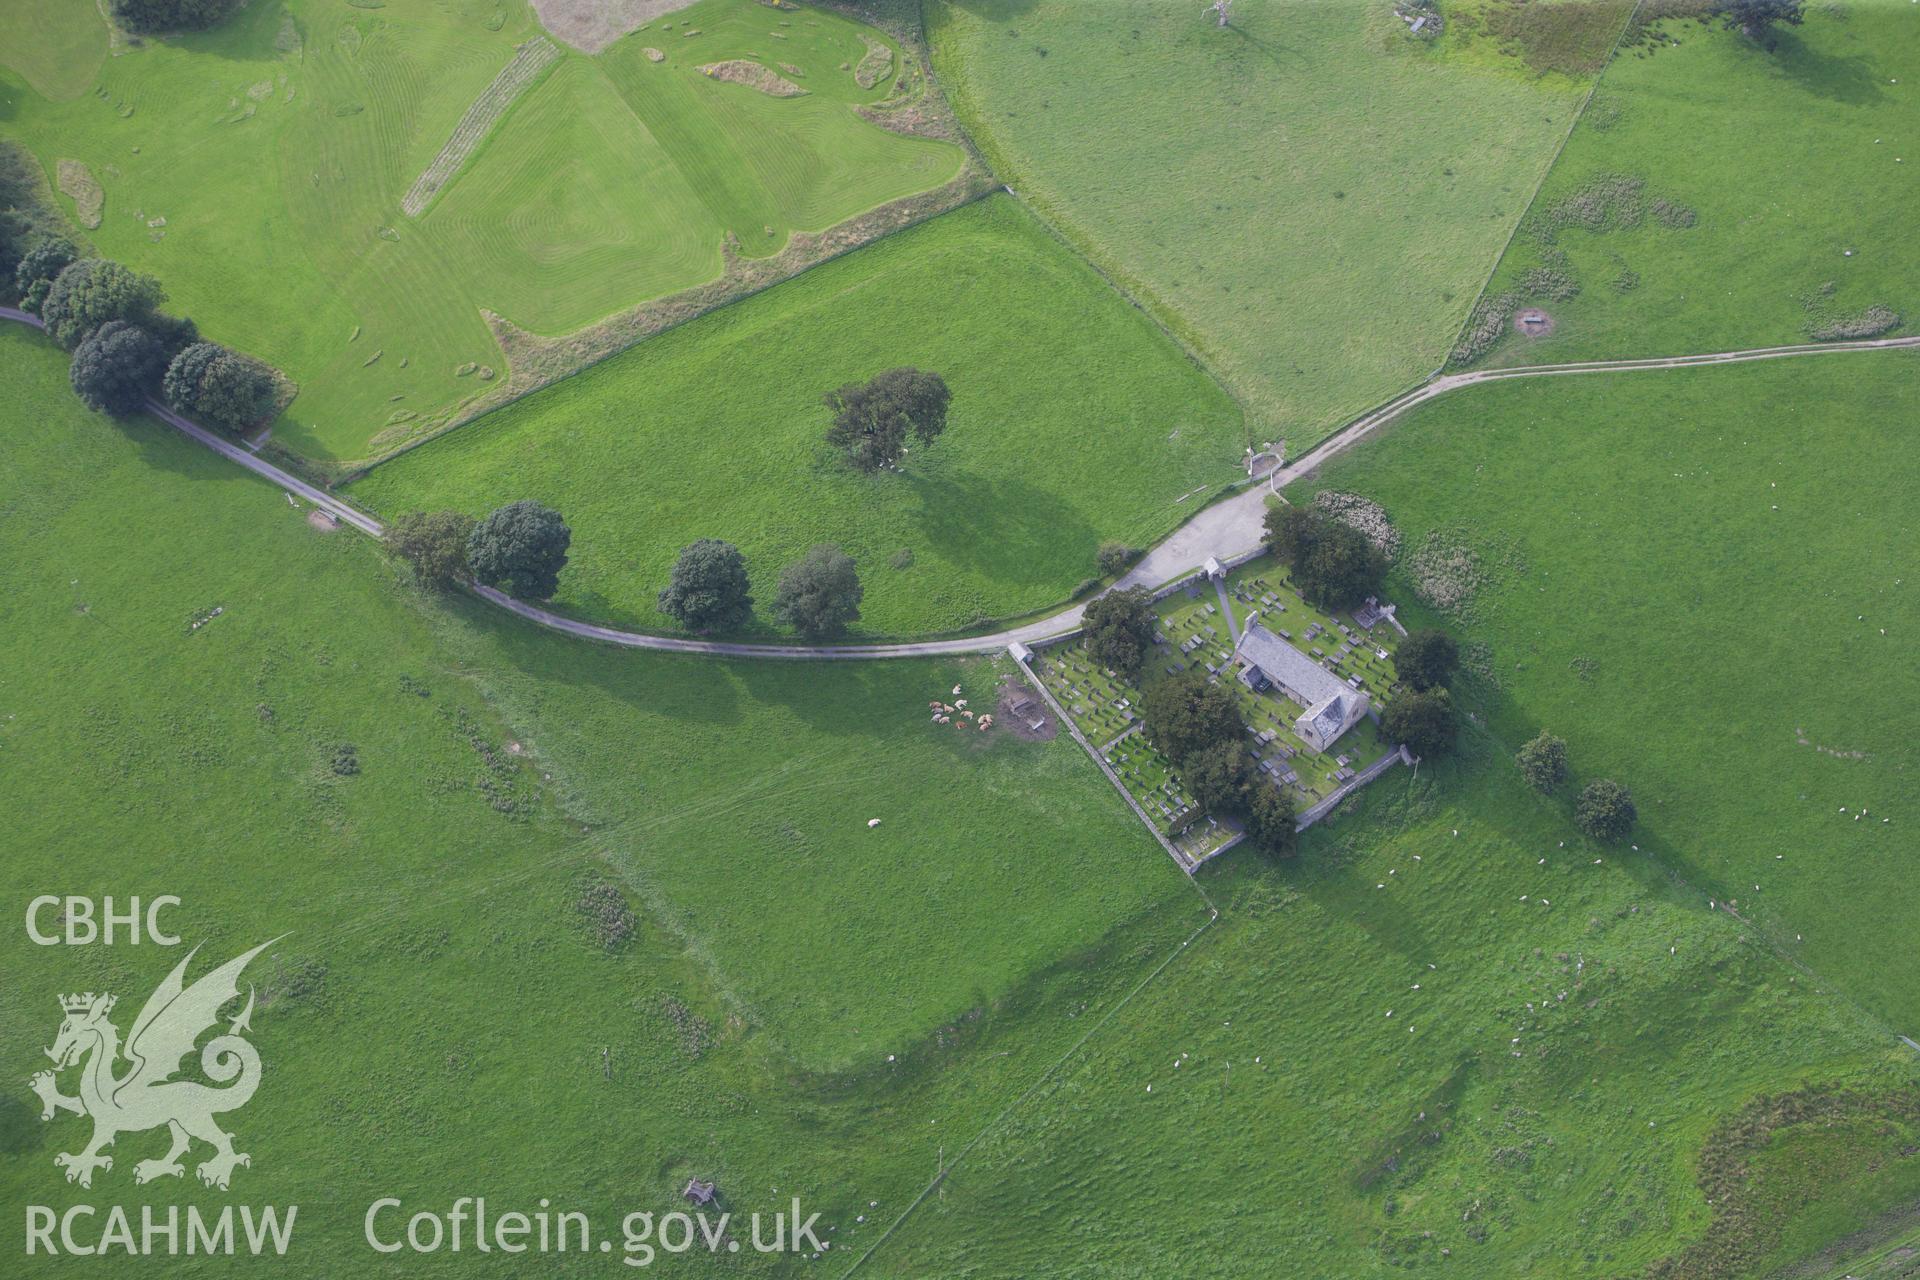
[
  {"xmin": 1382, "ymin": 687, "xmax": 1457, "ymax": 759},
  {"xmin": 1576, "ymin": 780, "xmax": 1637, "ymax": 842},
  {"xmin": 1516, "ymin": 731, "xmax": 1569, "ymax": 794},
  {"xmin": 823, "ymin": 367, "xmax": 951, "ymax": 473},
  {"xmin": 1081, "ymin": 587, "xmax": 1158, "ymax": 678},
  {"xmin": 466, "ymin": 500, "xmax": 571, "ymax": 601},
  {"xmin": 68, "ymin": 319, "xmax": 165, "ymax": 415},
  {"xmin": 1247, "ymin": 784, "xmax": 1298, "ymax": 858},
  {"xmin": 1180, "ymin": 740, "xmax": 1253, "ymax": 815},
  {"xmin": 770, "ymin": 544, "xmax": 863, "ymax": 638},
  {"xmin": 1141, "ymin": 669, "xmax": 1248, "ymax": 768},
  {"xmin": 13, "ymin": 234, "xmax": 76, "ymax": 311},
  {"xmin": 1395, "ymin": 628, "xmax": 1458, "ymax": 692},
  {"xmin": 386, "ymin": 510, "xmax": 476, "ymax": 589},
  {"xmin": 41, "ymin": 258, "xmax": 166, "ymax": 350},
  {"xmin": 163, "ymin": 341, "xmax": 278, "ymax": 435},
  {"xmin": 659, "ymin": 539, "xmax": 753, "ymax": 633},
  {"xmin": 1265, "ymin": 504, "xmax": 1387, "ymax": 609}
]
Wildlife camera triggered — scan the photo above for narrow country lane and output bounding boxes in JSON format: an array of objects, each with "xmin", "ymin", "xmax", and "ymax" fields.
[{"xmin": 5, "ymin": 305, "xmax": 1914, "ymax": 660}]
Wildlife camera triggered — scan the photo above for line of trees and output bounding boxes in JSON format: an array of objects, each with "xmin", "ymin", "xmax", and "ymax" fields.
[
  {"xmin": 387, "ymin": 507, "xmax": 866, "ymax": 641},
  {"xmin": 11, "ymin": 234, "xmax": 281, "ymax": 434},
  {"xmin": 1139, "ymin": 667, "xmax": 1298, "ymax": 858}
]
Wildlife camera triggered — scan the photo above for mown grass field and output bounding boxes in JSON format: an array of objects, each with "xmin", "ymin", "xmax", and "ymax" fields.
[
  {"xmin": 1465, "ymin": 4, "xmax": 1919, "ymax": 367},
  {"xmin": 351, "ymin": 196, "xmax": 1248, "ymax": 639},
  {"xmin": 0, "ymin": 0, "xmax": 959, "ymax": 461},
  {"xmin": 928, "ymin": 0, "xmax": 1622, "ymax": 450},
  {"xmin": 1302, "ymin": 351, "xmax": 1920, "ymax": 1031}
]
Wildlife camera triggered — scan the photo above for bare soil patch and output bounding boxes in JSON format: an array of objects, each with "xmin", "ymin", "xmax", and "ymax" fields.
[
  {"xmin": 700, "ymin": 60, "xmax": 807, "ymax": 97},
  {"xmin": 853, "ymin": 34, "xmax": 894, "ymax": 89},
  {"xmin": 998, "ymin": 678, "xmax": 1056, "ymax": 742},
  {"xmin": 532, "ymin": 0, "xmax": 696, "ymax": 53},
  {"xmin": 56, "ymin": 159, "xmax": 103, "ymax": 229},
  {"xmin": 1514, "ymin": 307, "xmax": 1556, "ymax": 338},
  {"xmin": 306, "ymin": 508, "xmax": 340, "ymax": 533}
]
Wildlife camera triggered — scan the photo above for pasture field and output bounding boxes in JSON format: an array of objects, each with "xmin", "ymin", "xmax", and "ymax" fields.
[
  {"xmin": 1300, "ymin": 350, "xmax": 1920, "ymax": 1031},
  {"xmin": 1462, "ymin": 3, "xmax": 1920, "ymax": 367},
  {"xmin": 927, "ymin": 0, "xmax": 1624, "ymax": 451},
  {"xmin": 882, "ymin": 749, "xmax": 1920, "ymax": 1278},
  {"xmin": 351, "ymin": 196, "xmax": 1248, "ymax": 640},
  {"xmin": 0, "ymin": 0, "xmax": 961, "ymax": 462},
  {"xmin": 0, "ymin": 320, "xmax": 1206, "ymax": 1274},
  {"xmin": 4, "ymin": 310, "xmax": 1918, "ymax": 1277}
]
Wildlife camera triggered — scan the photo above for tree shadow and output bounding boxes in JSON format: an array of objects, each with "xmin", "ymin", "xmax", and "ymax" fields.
[
  {"xmin": 903, "ymin": 467, "xmax": 1103, "ymax": 593},
  {"xmin": 942, "ymin": 0, "xmax": 1041, "ymax": 18},
  {"xmin": 442, "ymin": 591, "xmax": 748, "ymax": 732},
  {"xmin": 1765, "ymin": 30, "xmax": 1886, "ymax": 107}
]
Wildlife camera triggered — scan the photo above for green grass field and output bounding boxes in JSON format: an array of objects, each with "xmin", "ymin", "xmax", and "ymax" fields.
[
  {"xmin": 350, "ymin": 196, "xmax": 1248, "ymax": 639},
  {"xmin": 6, "ymin": 312, "xmax": 1920, "ymax": 1276},
  {"xmin": 881, "ymin": 738, "xmax": 1920, "ymax": 1277},
  {"xmin": 0, "ymin": 0, "xmax": 960, "ymax": 461},
  {"xmin": 928, "ymin": 0, "xmax": 1622, "ymax": 450},
  {"xmin": 1463, "ymin": 4, "xmax": 1919, "ymax": 367},
  {"xmin": 0, "ymin": 319, "xmax": 1210, "ymax": 1273},
  {"xmin": 1301, "ymin": 350, "xmax": 1920, "ymax": 1031}
]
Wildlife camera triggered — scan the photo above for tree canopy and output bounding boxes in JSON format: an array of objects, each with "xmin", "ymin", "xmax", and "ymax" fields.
[
  {"xmin": 1576, "ymin": 780, "xmax": 1637, "ymax": 842},
  {"xmin": 823, "ymin": 367, "xmax": 951, "ymax": 473},
  {"xmin": 1712, "ymin": 0, "xmax": 1802, "ymax": 42},
  {"xmin": 1096, "ymin": 541, "xmax": 1136, "ymax": 577},
  {"xmin": 1265, "ymin": 503, "xmax": 1387, "ymax": 609},
  {"xmin": 1381, "ymin": 686, "xmax": 1456, "ymax": 759},
  {"xmin": 68, "ymin": 320, "xmax": 165, "ymax": 416},
  {"xmin": 386, "ymin": 510, "xmax": 476, "ymax": 588},
  {"xmin": 41, "ymin": 259, "xmax": 166, "ymax": 350},
  {"xmin": 659, "ymin": 539, "xmax": 753, "ymax": 633},
  {"xmin": 466, "ymin": 501, "xmax": 571, "ymax": 601},
  {"xmin": 14, "ymin": 234, "xmax": 76, "ymax": 311},
  {"xmin": 1246, "ymin": 784, "xmax": 1298, "ymax": 858},
  {"xmin": 163, "ymin": 341, "xmax": 278, "ymax": 435},
  {"xmin": 1141, "ymin": 669, "xmax": 1248, "ymax": 768},
  {"xmin": 109, "ymin": 0, "xmax": 244, "ymax": 35},
  {"xmin": 1516, "ymin": 731, "xmax": 1569, "ymax": 794},
  {"xmin": 1081, "ymin": 587, "xmax": 1159, "ymax": 678},
  {"xmin": 1395, "ymin": 628, "xmax": 1458, "ymax": 692},
  {"xmin": 770, "ymin": 544, "xmax": 863, "ymax": 638}
]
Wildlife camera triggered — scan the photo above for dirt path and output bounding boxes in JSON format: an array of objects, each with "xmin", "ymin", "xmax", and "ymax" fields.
[{"xmin": 3, "ymin": 304, "xmax": 1913, "ymax": 660}]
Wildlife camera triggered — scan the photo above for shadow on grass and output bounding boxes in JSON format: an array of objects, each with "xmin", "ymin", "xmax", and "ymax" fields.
[
  {"xmin": 1767, "ymin": 30, "xmax": 1887, "ymax": 107},
  {"xmin": 905, "ymin": 466, "xmax": 1102, "ymax": 592}
]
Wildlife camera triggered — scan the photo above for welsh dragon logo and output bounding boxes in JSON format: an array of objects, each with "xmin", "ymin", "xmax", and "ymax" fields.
[{"xmin": 28, "ymin": 940, "xmax": 278, "ymax": 1190}]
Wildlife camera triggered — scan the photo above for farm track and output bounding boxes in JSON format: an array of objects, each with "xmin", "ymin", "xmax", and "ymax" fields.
[{"xmin": 2, "ymin": 304, "xmax": 1914, "ymax": 659}]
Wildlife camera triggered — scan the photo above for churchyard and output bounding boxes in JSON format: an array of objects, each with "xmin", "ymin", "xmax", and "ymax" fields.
[{"xmin": 1028, "ymin": 554, "xmax": 1407, "ymax": 864}]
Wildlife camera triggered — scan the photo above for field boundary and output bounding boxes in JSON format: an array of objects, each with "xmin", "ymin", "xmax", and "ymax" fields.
[
  {"xmin": 337, "ymin": 6, "xmax": 996, "ymax": 477},
  {"xmin": 1443, "ymin": 0, "xmax": 1645, "ymax": 368},
  {"xmin": 923, "ymin": 0, "xmax": 1253, "ymax": 447}
]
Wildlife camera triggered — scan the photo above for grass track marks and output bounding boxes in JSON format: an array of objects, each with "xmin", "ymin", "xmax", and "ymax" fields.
[{"xmin": 401, "ymin": 36, "xmax": 562, "ymax": 217}]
